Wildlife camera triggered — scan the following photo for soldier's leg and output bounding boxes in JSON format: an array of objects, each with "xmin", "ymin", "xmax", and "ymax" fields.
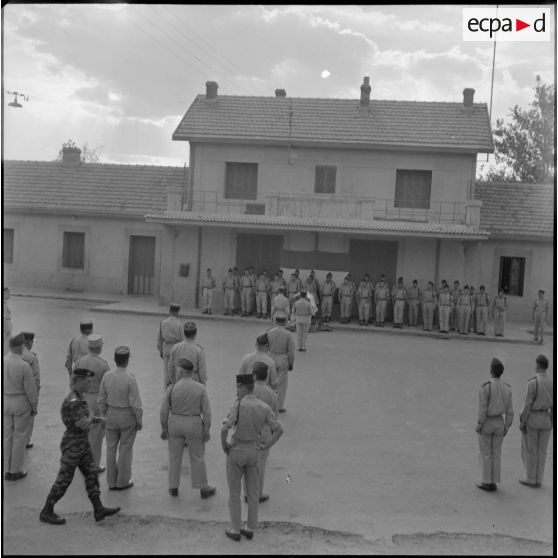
[
  {"xmin": 168, "ymin": 416, "xmax": 186, "ymax": 489},
  {"xmin": 539, "ymin": 318, "xmax": 546, "ymax": 343},
  {"xmin": 116, "ymin": 424, "xmax": 137, "ymax": 487},
  {"xmin": 85, "ymin": 398, "xmax": 104, "ymax": 468},
  {"xmin": 207, "ymin": 288, "xmax": 213, "ymax": 312},
  {"xmin": 11, "ymin": 410, "xmax": 32, "ymax": 473},
  {"xmin": 184, "ymin": 419, "xmax": 209, "ymax": 489},
  {"xmin": 277, "ymin": 369, "xmax": 288, "ymax": 410},
  {"xmin": 521, "ymin": 428, "xmax": 538, "ymax": 484},
  {"xmin": 77, "ymin": 444, "xmax": 101, "ymax": 498},
  {"xmin": 536, "ymin": 428, "xmax": 551, "ymax": 483},
  {"xmin": 261, "ymin": 294, "xmax": 268, "ymax": 317},
  {"xmin": 358, "ymin": 301, "xmax": 364, "ymax": 322},
  {"xmin": 226, "ymin": 450, "xmax": 245, "ymax": 532},
  {"xmin": 491, "ymin": 421, "xmax": 505, "ymax": 484},
  {"xmin": 478, "ymin": 429, "xmax": 493, "ymax": 484},
  {"xmin": 257, "ymin": 449, "xmax": 270, "ymax": 497},
  {"xmin": 47, "ymin": 445, "xmax": 80, "ymax": 503},
  {"xmin": 27, "ymin": 414, "xmax": 35, "ymax": 446},
  {"xmin": 3, "ymin": 412, "xmax": 15, "ymax": 472},
  {"xmin": 163, "ymin": 355, "xmax": 170, "ymax": 388},
  {"xmin": 105, "ymin": 427, "xmax": 120, "ymax": 488},
  {"xmin": 296, "ymin": 323, "xmax": 303, "ymax": 350},
  {"xmin": 302, "ymin": 322, "xmax": 310, "ymax": 349},
  {"xmin": 364, "ymin": 301, "xmax": 370, "ymax": 323},
  {"xmin": 245, "ymin": 448, "xmax": 260, "ymax": 531}
]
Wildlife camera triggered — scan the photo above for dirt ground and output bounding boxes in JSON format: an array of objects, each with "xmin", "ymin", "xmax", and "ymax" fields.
[{"xmin": 2, "ymin": 297, "xmax": 555, "ymax": 555}]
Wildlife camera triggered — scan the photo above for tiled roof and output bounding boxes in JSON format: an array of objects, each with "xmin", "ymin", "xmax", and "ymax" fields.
[
  {"xmin": 3, "ymin": 160, "xmax": 187, "ymax": 217},
  {"xmin": 146, "ymin": 210, "xmax": 489, "ymax": 240},
  {"xmin": 475, "ymin": 181, "xmax": 554, "ymax": 238},
  {"xmin": 173, "ymin": 95, "xmax": 494, "ymax": 152}
]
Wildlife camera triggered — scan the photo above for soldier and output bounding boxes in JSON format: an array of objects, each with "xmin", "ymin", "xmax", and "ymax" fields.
[
  {"xmin": 267, "ymin": 316, "xmax": 296, "ymax": 413},
  {"xmin": 240, "ymin": 268, "xmax": 254, "ymax": 317},
  {"xmin": 277, "ymin": 269, "xmax": 287, "ymax": 290},
  {"xmin": 391, "ymin": 277, "xmax": 406, "ymax": 329},
  {"xmin": 468, "ymin": 286, "xmax": 477, "ymax": 333},
  {"xmin": 321, "ymin": 273, "xmax": 336, "ymax": 323},
  {"xmin": 421, "ymin": 281, "xmax": 436, "ymax": 332},
  {"xmin": 492, "ymin": 290, "xmax": 508, "ymax": 337},
  {"xmin": 450, "ymin": 280, "xmax": 461, "ymax": 331},
  {"xmin": 438, "ymin": 284, "xmax": 453, "ymax": 334},
  {"xmin": 270, "ymin": 285, "xmax": 289, "ymax": 324},
  {"xmin": 286, "ymin": 272, "xmax": 301, "ymax": 310},
  {"xmin": 221, "ymin": 374, "xmax": 283, "ymax": 541},
  {"xmin": 474, "ymin": 285, "xmax": 490, "ymax": 336},
  {"xmin": 407, "ymin": 279, "xmax": 421, "ymax": 327},
  {"xmin": 168, "ymin": 322, "xmax": 207, "ymax": 386},
  {"xmin": 233, "ymin": 267, "xmax": 242, "ymax": 315},
  {"xmin": 347, "ymin": 273, "xmax": 357, "ymax": 323},
  {"xmin": 4, "ymin": 333, "xmax": 38, "ymax": 481},
  {"xmin": 223, "ymin": 269, "xmax": 238, "ymax": 316},
  {"xmin": 374, "ymin": 275, "xmax": 389, "ymax": 327},
  {"xmin": 3, "ymin": 286, "xmax": 12, "ymax": 356},
  {"xmin": 304, "ymin": 270, "xmax": 318, "ymax": 297},
  {"xmin": 98, "ymin": 346, "xmax": 143, "ymax": 491},
  {"xmin": 356, "ymin": 274, "xmax": 372, "ymax": 326},
  {"xmin": 532, "ymin": 288, "xmax": 550, "ymax": 344},
  {"xmin": 238, "ymin": 333, "xmax": 278, "ymax": 391},
  {"xmin": 160, "ymin": 358, "xmax": 216, "ymax": 499},
  {"xmin": 255, "ymin": 271, "xmax": 270, "ymax": 319},
  {"xmin": 338, "ymin": 275, "xmax": 353, "ymax": 324},
  {"xmin": 157, "ymin": 303, "xmax": 185, "ymax": 388},
  {"xmin": 292, "ymin": 288, "xmax": 312, "ymax": 352},
  {"xmin": 39, "ymin": 367, "xmax": 121, "ymax": 525},
  {"xmin": 21, "ymin": 332, "xmax": 40, "ymax": 449},
  {"xmin": 74, "ymin": 333, "xmax": 110, "ymax": 471},
  {"xmin": 249, "ymin": 266, "xmax": 257, "ymax": 315},
  {"xmin": 270, "ymin": 272, "xmax": 283, "ymax": 308},
  {"xmin": 434, "ymin": 279, "xmax": 448, "ymax": 330},
  {"xmin": 519, "ymin": 354, "xmax": 553, "ymax": 488},
  {"xmin": 457, "ymin": 285, "xmax": 472, "ymax": 335},
  {"xmin": 475, "ymin": 358, "xmax": 513, "ymax": 492},
  {"xmin": 65, "ymin": 320, "xmax": 93, "ymax": 375},
  {"xmin": 201, "ymin": 268, "xmax": 216, "ymax": 315}
]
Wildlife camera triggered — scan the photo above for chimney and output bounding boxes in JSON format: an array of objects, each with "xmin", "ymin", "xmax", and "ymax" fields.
[
  {"xmin": 275, "ymin": 88, "xmax": 286, "ymax": 98},
  {"xmin": 360, "ymin": 76, "xmax": 371, "ymax": 108},
  {"xmin": 463, "ymin": 88, "xmax": 475, "ymax": 108},
  {"xmin": 62, "ymin": 146, "xmax": 82, "ymax": 168},
  {"xmin": 206, "ymin": 81, "xmax": 218, "ymax": 100}
]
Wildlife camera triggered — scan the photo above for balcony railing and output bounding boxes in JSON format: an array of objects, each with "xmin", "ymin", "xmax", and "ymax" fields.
[{"xmin": 185, "ymin": 190, "xmax": 468, "ymax": 225}]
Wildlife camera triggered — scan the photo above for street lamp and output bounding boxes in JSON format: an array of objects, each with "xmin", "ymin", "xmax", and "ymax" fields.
[{"xmin": 6, "ymin": 91, "xmax": 29, "ymax": 108}]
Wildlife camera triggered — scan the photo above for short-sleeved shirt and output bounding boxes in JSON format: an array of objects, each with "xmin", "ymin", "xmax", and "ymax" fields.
[
  {"xmin": 160, "ymin": 377, "xmax": 210, "ymax": 425},
  {"xmin": 520, "ymin": 372, "xmax": 553, "ymax": 422},
  {"xmin": 159, "ymin": 316, "xmax": 185, "ymax": 347},
  {"xmin": 322, "ymin": 281, "xmax": 336, "ymax": 296},
  {"xmin": 238, "ymin": 351, "xmax": 278, "ymax": 389},
  {"xmin": 408, "ymin": 287, "xmax": 421, "ymax": 300},
  {"xmin": 22, "ymin": 347, "xmax": 41, "ymax": 391},
  {"xmin": 477, "ymin": 378, "xmax": 513, "ymax": 430},
  {"xmin": 75, "ymin": 353, "xmax": 110, "ymax": 394},
  {"xmin": 98, "ymin": 367, "xmax": 143, "ymax": 423},
  {"xmin": 66, "ymin": 335, "xmax": 90, "ymax": 371},
  {"xmin": 202, "ymin": 276, "xmax": 216, "ymax": 289},
  {"xmin": 392, "ymin": 286, "xmax": 406, "ymax": 300},
  {"xmin": 168, "ymin": 340, "xmax": 207, "ymax": 385},
  {"xmin": 3, "ymin": 353, "xmax": 38, "ymax": 411},
  {"xmin": 533, "ymin": 299, "xmax": 549, "ymax": 315}
]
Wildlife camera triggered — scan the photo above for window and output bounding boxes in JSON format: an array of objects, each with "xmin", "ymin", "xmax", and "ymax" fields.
[
  {"xmin": 62, "ymin": 232, "xmax": 85, "ymax": 269},
  {"xmin": 225, "ymin": 162, "xmax": 258, "ymax": 199},
  {"xmin": 315, "ymin": 165, "xmax": 336, "ymax": 194},
  {"xmin": 499, "ymin": 257, "xmax": 525, "ymax": 296},
  {"xmin": 394, "ymin": 170, "xmax": 432, "ymax": 209},
  {"xmin": 4, "ymin": 228, "xmax": 14, "ymax": 264}
]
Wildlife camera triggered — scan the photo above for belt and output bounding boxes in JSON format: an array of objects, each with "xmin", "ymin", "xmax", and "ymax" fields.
[
  {"xmin": 377, "ymin": 298, "xmax": 386, "ymax": 301},
  {"xmin": 459, "ymin": 304, "xmax": 470, "ymax": 306},
  {"xmin": 395, "ymin": 298, "xmax": 405, "ymax": 301},
  {"xmin": 342, "ymin": 295, "xmax": 352, "ymax": 298},
  {"xmin": 225, "ymin": 287, "xmax": 236, "ymax": 291},
  {"xmin": 171, "ymin": 412, "xmax": 201, "ymax": 417},
  {"xmin": 242, "ymin": 286, "xmax": 252, "ymax": 289},
  {"xmin": 440, "ymin": 304, "xmax": 451, "ymax": 307},
  {"xmin": 486, "ymin": 414, "xmax": 503, "ymax": 418},
  {"xmin": 322, "ymin": 294, "xmax": 332, "ymax": 297},
  {"xmin": 257, "ymin": 290, "xmax": 268, "ymax": 293}
]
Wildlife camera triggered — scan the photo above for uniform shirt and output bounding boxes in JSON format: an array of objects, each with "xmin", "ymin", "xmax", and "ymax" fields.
[
  {"xmin": 3, "ymin": 352, "xmax": 38, "ymax": 411},
  {"xmin": 374, "ymin": 284, "xmax": 389, "ymax": 300},
  {"xmin": 474, "ymin": 292, "xmax": 490, "ymax": 307},
  {"xmin": 287, "ymin": 278, "xmax": 301, "ymax": 296},
  {"xmin": 421, "ymin": 289, "xmax": 436, "ymax": 303},
  {"xmin": 168, "ymin": 340, "xmax": 207, "ymax": 385},
  {"xmin": 533, "ymin": 298, "xmax": 549, "ymax": 315},
  {"xmin": 304, "ymin": 277, "xmax": 318, "ymax": 295},
  {"xmin": 438, "ymin": 291, "xmax": 452, "ymax": 306},
  {"xmin": 254, "ymin": 382, "xmax": 279, "ymax": 442},
  {"xmin": 223, "ymin": 275, "xmax": 237, "ymax": 290},
  {"xmin": 240, "ymin": 275, "xmax": 254, "ymax": 290},
  {"xmin": 357, "ymin": 282, "xmax": 372, "ymax": 301},
  {"xmin": 451, "ymin": 288, "xmax": 461, "ymax": 305},
  {"xmin": 477, "ymin": 378, "xmax": 513, "ymax": 430},
  {"xmin": 458, "ymin": 293, "xmax": 471, "ymax": 306},
  {"xmin": 255, "ymin": 277, "xmax": 270, "ymax": 293},
  {"xmin": 238, "ymin": 351, "xmax": 278, "ymax": 389},
  {"xmin": 392, "ymin": 286, "xmax": 406, "ymax": 300},
  {"xmin": 75, "ymin": 353, "xmax": 111, "ymax": 394},
  {"xmin": 492, "ymin": 296, "xmax": 507, "ymax": 312},
  {"xmin": 271, "ymin": 293, "xmax": 290, "ymax": 321},
  {"xmin": 98, "ymin": 366, "xmax": 143, "ymax": 423},
  {"xmin": 292, "ymin": 297, "xmax": 313, "ymax": 320},
  {"xmin": 22, "ymin": 347, "xmax": 41, "ymax": 392},
  {"xmin": 160, "ymin": 377, "xmax": 211, "ymax": 425},
  {"xmin": 408, "ymin": 286, "xmax": 421, "ymax": 301},
  {"xmin": 158, "ymin": 316, "xmax": 185, "ymax": 356},
  {"xmin": 519, "ymin": 372, "xmax": 553, "ymax": 426},
  {"xmin": 270, "ymin": 279, "xmax": 283, "ymax": 296},
  {"xmin": 202, "ymin": 275, "xmax": 216, "ymax": 289},
  {"xmin": 61, "ymin": 390, "xmax": 90, "ymax": 439},
  {"xmin": 321, "ymin": 280, "xmax": 336, "ymax": 297},
  {"xmin": 65, "ymin": 335, "xmax": 90, "ymax": 372},
  {"xmin": 339, "ymin": 282, "xmax": 353, "ymax": 299},
  {"xmin": 267, "ymin": 326, "xmax": 295, "ymax": 370}
]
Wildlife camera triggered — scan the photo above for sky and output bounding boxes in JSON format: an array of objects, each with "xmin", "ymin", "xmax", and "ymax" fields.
[{"xmin": 2, "ymin": 4, "xmax": 555, "ymax": 171}]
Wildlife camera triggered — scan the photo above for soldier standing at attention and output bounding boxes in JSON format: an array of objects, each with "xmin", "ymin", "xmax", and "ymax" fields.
[
  {"xmin": 4, "ymin": 333, "xmax": 38, "ymax": 481},
  {"xmin": 492, "ymin": 290, "xmax": 508, "ymax": 337},
  {"xmin": 223, "ymin": 269, "xmax": 238, "ymax": 316},
  {"xmin": 438, "ymin": 284, "xmax": 453, "ymax": 334},
  {"xmin": 374, "ymin": 275, "xmax": 389, "ymax": 327},
  {"xmin": 421, "ymin": 281, "xmax": 436, "ymax": 332},
  {"xmin": 65, "ymin": 320, "xmax": 93, "ymax": 375},
  {"xmin": 391, "ymin": 277, "xmax": 406, "ymax": 329},
  {"xmin": 255, "ymin": 271, "xmax": 270, "ymax": 319},
  {"xmin": 39, "ymin": 368, "xmax": 120, "ymax": 524},
  {"xmin": 3, "ymin": 287, "xmax": 13, "ymax": 356},
  {"xmin": 157, "ymin": 304, "xmax": 185, "ymax": 388},
  {"xmin": 338, "ymin": 275, "xmax": 353, "ymax": 324},
  {"xmin": 160, "ymin": 358, "xmax": 216, "ymax": 499},
  {"xmin": 346, "ymin": 273, "xmax": 357, "ymax": 323},
  {"xmin": 75, "ymin": 334, "xmax": 110, "ymax": 472},
  {"xmin": 21, "ymin": 332, "xmax": 40, "ymax": 450},
  {"xmin": 270, "ymin": 285, "xmax": 289, "ymax": 324},
  {"xmin": 407, "ymin": 279, "xmax": 421, "ymax": 327},
  {"xmin": 475, "ymin": 358, "xmax": 513, "ymax": 492},
  {"xmin": 98, "ymin": 346, "xmax": 143, "ymax": 491},
  {"xmin": 238, "ymin": 333, "xmax": 278, "ymax": 391},
  {"xmin": 270, "ymin": 272, "xmax": 283, "ymax": 308},
  {"xmin": 267, "ymin": 316, "xmax": 295, "ymax": 413},
  {"xmin": 221, "ymin": 374, "xmax": 283, "ymax": 542},
  {"xmin": 450, "ymin": 280, "xmax": 461, "ymax": 331},
  {"xmin": 249, "ymin": 266, "xmax": 258, "ymax": 315},
  {"xmin": 292, "ymin": 288, "xmax": 313, "ymax": 352},
  {"xmin": 201, "ymin": 268, "xmax": 216, "ymax": 315},
  {"xmin": 233, "ymin": 267, "xmax": 242, "ymax": 315},
  {"xmin": 356, "ymin": 274, "xmax": 372, "ymax": 326},
  {"xmin": 457, "ymin": 285, "xmax": 472, "ymax": 335},
  {"xmin": 286, "ymin": 272, "xmax": 300, "ymax": 311},
  {"xmin": 320, "ymin": 273, "xmax": 336, "ymax": 323},
  {"xmin": 168, "ymin": 322, "xmax": 207, "ymax": 386},
  {"xmin": 519, "ymin": 354, "xmax": 553, "ymax": 488},
  {"xmin": 532, "ymin": 288, "xmax": 550, "ymax": 344},
  {"xmin": 277, "ymin": 269, "xmax": 287, "ymax": 290},
  {"xmin": 474, "ymin": 285, "xmax": 490, "ymax": 336},
  {"xmin": 468, "ymin": 286, "xmax": 477, "ymax": 333},
  {"xmin": 240, "ymin": 269, "xmax": 254, "ymax": 317}
]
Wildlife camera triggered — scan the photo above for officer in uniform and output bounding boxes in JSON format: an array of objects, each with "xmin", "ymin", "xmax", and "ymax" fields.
[
  {"xmin": 201, "ymin": 268, "xmax": 216, "ymax": 314},
  {"xmin": 450, "ymin": 280, "xmax": 461, "ymax": 331},
  {"xmin": 4, "ymin": 333, "xmax": 38, "ymax": 481},
  {"xmin": 338, "ymin": 276, "xmax": 353, "ymax": 324},
  {"xmin": 391, "ymin": 277, "xmax": 406, "ymax": 329},
  {"xmin": 519, "ymin": 354, "xmax": 553, "ymax": 487},
  {"xmin": 492, "ymin": 290, "xmax": 508, "ymax": 337},
  {"xmin": 438, "ymin": 284, "xmax": 452, "ymax": 334},
  {"xmin": 223, "ymin": 269, "xmax": 237, "ymax": 316},
  {"xmin": 270, "ymin": 285, "xmax": 289, "ymax": 324},
  {"xmin": 356, "ymin": 275, "xmax": 372, "ymax": 326},
  {"xmin": 157, "ymin": 303, "xmax": 185, "ymax": 388},
  {"xmin": 421, "ymin": 281, "xmax": 436, "ymax": 332},
  {"xmin": 160, "ymin": 358, "xmax": 216, "ymax": 499},
  {"xmin": 75, "ymin": 333, "xmax": 110, "ymax": 471},
  {"xmin": 468, "ymin": 286, "xmax": 477, "ymax": 333},
  {"xmin": 346, "ymin": 274, "xmax": 357, "ymax": 322},
  {"xmin": 65, "ymin": 320, "xmax": 93, "ymax": 375},
  {"xmin": 292, "ymin": 288, "xmax": 312, "ymax": 352},
  {"xmin": 475, "ymin": 358, "xmax": 513, "ymax": 491},
  {"xmin": 238, "ymin": 333, "xmax": 278, "ymax": 391},
  {"xmin": 270, "ymin": 272, "xmax": 283, "ymax": 306},
  {"xmin": 240, "ymin": 269, "xmax": 254, "ymax": 317},
  {"xmin": 3, "ymin": 286, "xmax": 12, "ymax": 356},
  {"xmin": 249, "ymin": 266, "xmax": 258, "ymax": 315},
  {"xmin": 374, "ymin": 275, "xmax": 389, "ymax": 327},
  {"xmin": 457, "ymin": 285, "xmax": 472, "ymax": 334},
  {"xmin": 232, "ymin": 267, "xmax": 242, "ymax": 315},
  {"xmin": 407, "ymin": 279, "xmax": 421, "ymax": 327},
  {"xmin": 168, "ymin": 322, "xmax": 207, "ymax": 386},
  {"xmin": 98, "ymin": 346, "xmax": 143, "ymax": 491},
  {"xmin": 474, "ymin": 285, "xmax": 490, "ymax": 336},
  {"xmin": 320, "ymin": 273, "xmax": 336, "ymax": 323},
  {"xmin": 21, "ymin": 332, "xmax": 40, "ymax": 449},
  {"xmin": 39, "ymin": 368, "xmax": 120, "ymax": 524},
  {"xmin": 221, "ymin": 374, "xmax": 283, "ymax": 542},
  {"xmin": 286, "ymin": 272, "xmax": 301, "ymax": 310},
  {"xmin": 267, "ymin": 316, "xmax": 296, "ymax": 413},
  {"xmin": 255, "ymin": 271, "xmax": 270, "ymax": 319},
  {"xmin": 532, "ymin": 288, "xmax": 549, "ymax": 344}
]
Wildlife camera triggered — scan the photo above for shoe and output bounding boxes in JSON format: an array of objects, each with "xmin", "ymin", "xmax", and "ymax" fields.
[
  {"xmin": 116, "ymin": 482, "xmax": 133, "ymax": 491},
  {"xmin": 476, "ymin": 482, "xmax": 495, "ymax": 491},
  {"xmin": 169, "ymin": 488, "xmax": 179, "ymax": 497},
  {"xmin": 9, "ymin": 471, "xmax": 27, "ymax": 481},
  {"xmin": 200, "ymin": 486, "xmax": 216, "ymax": 499},
  {"xmin": 519, "ymin": 479, "xmax": 539, "ymax": 488},
  {"xmin": 26, "ymin": 443, "xmax": 34, "ymax": 449},
  {"xmin": 259, "ymin": 494, "xmax": 269, "ymax": 503},
  {"xmin": 300, "ymin": 348, "xmax": 306, "ymax": 351},
  {"xmin": 240, "ymin": 527, "xmax": 254, "ymax": 540},
  {"xmin": 39, "ymin": 509, "xmax": 66, "ymax": 525},
  {"xmin": 94, "ymin": 466, "xmax": 106, "ymax": 474},
  {"xmin": 225, "ymin": 529, "xmax": 241, "ymax": 542},
  {"xmin": 278, "ymin": 409, "xmax": 286, "ymax": 413},
  {"xmin": 94, "ymin": 504, "xmax": 121, "ymax": 522},
  {"xmin": 108, "ymin": 486, "xmax": 117, "ymax": 490},
  {"xmin": 202, "ymin": 310, "xmax": 208, "ymax": 314}
]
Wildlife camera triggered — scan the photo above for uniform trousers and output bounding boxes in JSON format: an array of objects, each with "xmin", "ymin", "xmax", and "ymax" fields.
[
  {"xmin": 83, "ymin": 392, "xmax": 105, "ymax": 467},
  {"xmin": 27, "ymin": 415, "xmax": 36, "ymax": 445},
  {"xmin": 321, "ymin": 295, "xmax": 333, "ymax": 318},
  {"xmin": 476, "ymin": 306, "xmax": 488, "ymax": 334},
  {"xmin": 450, "ymin": 305, "xmax": 459, "ymax": 330},
  {"xmin": 48, "ymin": 435, "xmax": 99, "ymax": 502},
  {"xmin": 340, "ymin": 297, "xmax": 351, "ymax": 319},
  {"xmin": 162, "ymin": 355, "xmax": 171, "ymax": 388},
  {"xmin": 3, "ymin": 394, "xmax": 32, "ymax": 474},
  {"xmin": 393, "ymin": 300, "xmax": 405, "ymax": 324},
  {"xmin": 3, "ymin": 318, "xmax": 12, "ymax": 356},
  {"xmin": 521, "ymin": 411, "xmax": 552, "ymax": 484},
  {"xmin": 358, "ymin": 300, "xmax": 370, "ymax": 322},
  {"xmin": 227, "ymin": 443, "xmax": 260, "ymax": 531},
  {"xmin": 202, "ymin": 287, "xmax": 213, "ymax": 311},
  {"xmin": 241, "ymin": 289, "xmax": 252, "ymax": 314},
  {"xmin": 408, "ymin": 300, "xmax": 420, "ymax": 325},
  {"xmin": 256, "ymin": 292, "xmax": 268, "ymax": 315},
  {"xmin": 224, "ymin": 289, "xmax": 235, "ymax": 311},
  {"xmin": 376, "ymin": 300, "xmax": 387, "ymax": 323},
  {"xmin": 295, "ymin": 316, "xmax": 311, "ymax": 350},
  {"xmin": 493, "ymin": 309, "xmax": 506, "ymax": 336},
  {"xmin": 458, "ymin": 306, "xmax": 471, "ymax": 333},
  {"xmin": 234, "ymin": 289, "xmax": 241, "ymax": 314},
  {"xmin": 534, "ymin": 313, "xmax": 546, "ymax": 341},
  {"xmin": 422, "ymin": 302, "xmax": 435, "ymax": 330},
  {"xmin": 168, "ymin": 415, "xmax": 208, "ymax": 489},
  {"xmin": 272, "ymin": 354, "xmax": 289, "ymax": 409},
  {"xmin": 478, "ymin": 416, "xmax": 505, "ymax": 484},
  {"xmin": 439, "ymin": 306, "xmax": 451, "ymax": 332},
  {"xmin": 105, "ymin": 407, "xmax": 137, "ymax": 488}
]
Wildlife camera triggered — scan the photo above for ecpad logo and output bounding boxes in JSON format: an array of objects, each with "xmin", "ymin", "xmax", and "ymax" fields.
[{"xmin": 463, "ymin": 8, "xmax": 551, "ymax": 42}]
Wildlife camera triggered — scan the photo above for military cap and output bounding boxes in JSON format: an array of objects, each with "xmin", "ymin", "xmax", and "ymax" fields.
[
  {"xmin": 236, "ymin": 374, "xmax": 254, "ymax": 385},
  {"xmin": 80, "ymin": 320, "xmax": 93, "ymax": 328},
  {"xmin": 9, "ymin": 333, "xmax": 25, "ymax": 347},
  {"xmin": 227, "ymin": 268, "xmax": 232, "ymax": 272},
  {"xmin": 275, "ymin": 315, "xmax": 287, "ymax": 323},
  {"xmin": 87, "ymin": 333, "xmax": 103, "ymax": 349},
  {"xmin": 412, "ymin": 279, "xmax": 418, "ymax": 284},
  {"xmin": 72, "ymin": 368, "xmax": 95, "ymax": 377},
  {"xmin": 256, "ymin": 333, "xmax": 269, "ymax": 346},
  {"xmin": 177, "ymin": 358, "xmax": 194, "ymax": 371},
  {"xmin": 114, "ymin": 346, "xmax": 130, "ymax": 357},
  {"xmin": 184, "ymin": 321, "xmax": 197, "ymax": 334},
  {"xmin": 22, "ymin": 332, "xmax": 35, "ymax": 341},
  {"xmin": 169, "ymin": 303, "xmax": 181, "ymax": 312},
  {"xmin": 278, "ymin": 285, "xmax": 286, "ymax": 291},
  {"xmin": 538, "ymin": 288, "xmax": 545, "ymax": 293}
]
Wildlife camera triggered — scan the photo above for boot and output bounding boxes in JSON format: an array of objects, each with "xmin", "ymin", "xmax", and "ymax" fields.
[
  {"xmin": 90, "ymin": 494, "xmax": 121, "ymax": 522},
  {"xmin": 39, "ymin": 496, "xmax": 66, "ymax": 525}
]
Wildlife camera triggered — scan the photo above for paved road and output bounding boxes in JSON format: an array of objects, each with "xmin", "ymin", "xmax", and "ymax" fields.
[{"xmin": 3, "ymin": 297, "xmax": 554, "ymax": 554}]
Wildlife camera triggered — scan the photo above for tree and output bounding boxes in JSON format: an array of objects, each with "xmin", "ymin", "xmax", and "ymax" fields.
[
  {"xmin": 56, "ymin": 139, "xmax": 102, "ymax": 164},
  {"xmin": 486, "ymin": 76, "xmax": 555, "ymax": 183}
]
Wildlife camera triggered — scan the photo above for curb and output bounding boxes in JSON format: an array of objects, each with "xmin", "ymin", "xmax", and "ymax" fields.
[{"xmin": 12, "ymin": 292, "xmax": 118, "ymax": 304}]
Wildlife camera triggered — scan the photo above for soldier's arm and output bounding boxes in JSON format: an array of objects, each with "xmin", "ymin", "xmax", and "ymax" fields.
[
  {"xmin": 476, "ymin": 386, "xmax": 488, "ymax": 432},
  {"xmin": 23, "ymin": 365, "xmax": 39, "ymax": 414},
  {"xmin": 287, "ymin": 335, "xmax": 295, "ymax": 368},
  {"xmin": 198, "ymin": 350, "xmax": 207, "ymax": 385},
  {"xmin": 160, "ymin": 387, "xmax": 171, "ymax": 437},
  {"xmin": 31, "ymin": 356, "xmax": 41, "ymax": 392},
  {"xmin": 201, "ymin": 390, "xmax": 211, "ymax": 439},
  {"xmin": 258, "ymin": 411, "xmax": 283, "ymax": 451},
  {"xmin": 64, "ymin": 340, "xmax": 74, "ymax": 374},
  {"xmin": 167, "ymin": 347, "xmax": 177, "ymax": 383},
  {"xmin": 269, "ymin": 361, "xmax": 278, "ymax": 390},
  {"xmin": 504, "ymin": 388, "xmax": 514, "ymax": 433},
  {"xmin": 98, "ymin": 377, "xmax": 108, "ymax": 416},
  {"xmin": 519, "ymin": 382, "xmax": 534, "ymax": 431}
]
